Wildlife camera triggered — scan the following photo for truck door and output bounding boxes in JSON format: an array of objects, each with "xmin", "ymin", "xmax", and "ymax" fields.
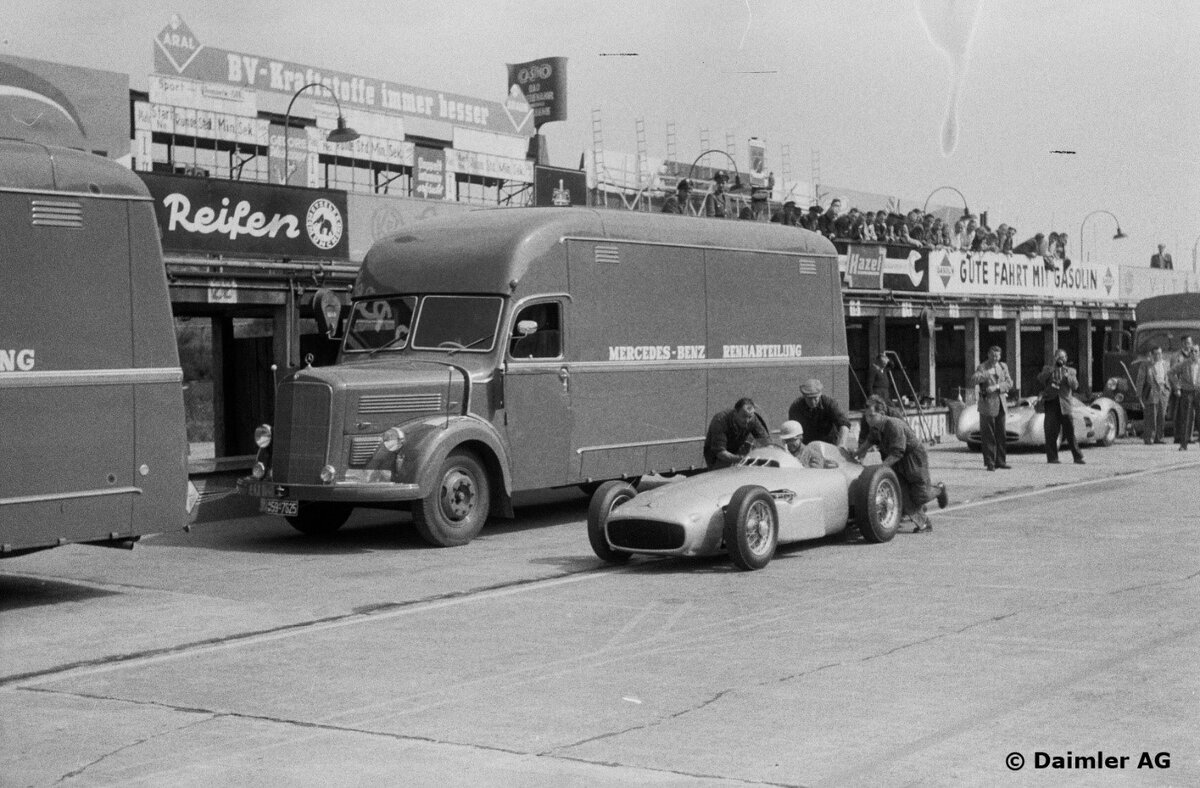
[{"xmin": 503, "ymin": 299, "xmax": 570, "ymax": 490}]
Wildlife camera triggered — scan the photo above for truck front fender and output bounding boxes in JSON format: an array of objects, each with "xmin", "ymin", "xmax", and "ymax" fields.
[{"xmin": 409, "ymin": 417, "xmax": 514, "ymax": 518}]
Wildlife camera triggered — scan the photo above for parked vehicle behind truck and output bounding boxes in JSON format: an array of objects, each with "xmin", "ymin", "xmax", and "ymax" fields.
[
  {"xmin": 0, "ymin": 140, "xmax": 190, "ymax": 557},
  {"xmin": 240, "ymin": 208, "xmax": 845, "ymax": 546},
  {"xmin": 1103, "ymin": 292, "xmax": 1200, "ymax": 432}
]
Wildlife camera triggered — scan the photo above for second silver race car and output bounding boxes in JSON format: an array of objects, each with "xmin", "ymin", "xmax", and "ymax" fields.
[
  {"xmin": 955, "ymin": 395, "xmax": 1126, "ymax": 450},
  {"xmin": 587, "ymin": 443, "xmax": 904, "ymax": 571}
]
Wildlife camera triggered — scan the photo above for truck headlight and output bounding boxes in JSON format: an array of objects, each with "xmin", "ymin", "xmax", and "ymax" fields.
[
  {"xmin": 320, "ymin": 464, "xmax": 337, "ymax": 483},
  {"xmin": 382, "ymin": 427, "xmax": 406, "ymax": 452},
  {"xmin": 254, "ymin": 424, "xmax": 273, "ymax": 448},
  {"xmin": 252, "ymin": 461, "xmax": 267, "ymax": 479}
]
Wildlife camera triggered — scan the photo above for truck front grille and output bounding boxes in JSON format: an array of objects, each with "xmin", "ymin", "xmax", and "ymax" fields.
[
  {"xmin": 274, "ymin": 382, "xmax": 333, "ymax": 483},
  {"xmin": 349, "ymin": 437, "xmax": 382, "ymax": 467},
  {"xmin": 606, "ymin": 519, "xmax": 686, "ymax": 551}
]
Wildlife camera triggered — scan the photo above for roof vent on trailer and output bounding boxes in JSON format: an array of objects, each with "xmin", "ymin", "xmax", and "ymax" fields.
[{"xmin": 31, "ymin": 199, "xmax": 83, "ymax": 229}]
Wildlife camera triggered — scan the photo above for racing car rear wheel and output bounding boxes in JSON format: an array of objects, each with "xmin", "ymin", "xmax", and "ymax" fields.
[
  {"xmin": 587, "ymin": 481, "xmax": 637, "ymax": 564},
  {"xmin": 852, "ymin": 466, "xmax": 902, "ymax": 543},
  {"xmin": 724, "ymin": 486, "xmax": 779, "ymax": 571}
]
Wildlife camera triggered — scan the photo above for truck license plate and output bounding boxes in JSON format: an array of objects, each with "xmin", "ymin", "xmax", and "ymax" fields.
[{"xmin": 261, "ymin": 499, "xmax": 299, "ymax": 517}]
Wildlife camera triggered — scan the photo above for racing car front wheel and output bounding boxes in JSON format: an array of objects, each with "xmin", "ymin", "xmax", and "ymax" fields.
[
  {"xmin": 852, "ymin": 466, "xmax": 902, "ymax": 543},
  {"xmin": 724, "ymin": 486, "xmax": 779, "ymax": 571},
  {"xmin": 587, "ymin": 481, "xmax": 637, "ymax": 564}
]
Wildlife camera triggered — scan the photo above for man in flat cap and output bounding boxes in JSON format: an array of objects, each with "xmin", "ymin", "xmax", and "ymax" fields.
[
  {"xmin": 662, "ymin": 179, "xmax": 691, "ymax": 215},
  {"xmin": 787, "ymin": 378, "xmax": 851, "ymax": 447}
]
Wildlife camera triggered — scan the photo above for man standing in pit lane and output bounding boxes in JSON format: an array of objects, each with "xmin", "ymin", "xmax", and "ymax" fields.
[
  {"xmin": 972, "ymin": 345, "xmax": 1014, "ymax": 471},
  {"xmin": 1170, "ymin": 335, "xmax": 1199, "ymax": 451},
  {"xmin": 1037, "ymin": 348, "xmax": 1085, "ymax": 465}
]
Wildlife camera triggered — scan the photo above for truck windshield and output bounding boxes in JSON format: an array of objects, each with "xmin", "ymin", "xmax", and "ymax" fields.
[
  {"xmin": 412, "ymin": 296, "xmax": 503, "ymax": 352},
  {"xmin": 344, "ymin": 295, "xmax": 503, "ymax": 354},
  {"xmin": 344, "ymin": 296, "xmax": 417, "ymax": 353}
]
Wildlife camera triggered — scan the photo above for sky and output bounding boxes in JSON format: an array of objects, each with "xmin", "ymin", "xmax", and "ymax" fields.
[{"xmin": 6, "ymin": 0, "xmax": 1198, "ymax": 268}]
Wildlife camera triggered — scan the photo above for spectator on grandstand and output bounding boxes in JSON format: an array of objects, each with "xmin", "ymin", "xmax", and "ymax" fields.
[
  {"xmin": 771, "ymin": 200, "xmax": 800, "ymax": 226},
  {"xmin": 834, "ymin": 206, "xmax": 859, "ymax": 238},
  {"xmin": 859, "ymin": 211, "xmax": 877, "ymax": 241},
  {"xmin": 874, "ymin": 210, "xmax": 891, "ymax": 243},
  {"xmin": 1012, "ymin": 232, "xmax": 1046, "ymax": 257},
  {"xmin": 1001, "ymin": 225, "xmax": 1017, "ymax": 254},
  {"xmin": 895, "ymin": 215, "xmax": 922, "ymax": 247},
  {"xmin": 995, "ymin": 224, "xmax": 1009, "ymax": 251},
  {"xmin": 662, "ymin": 179, "xmax": 691, "ymax": 215},
  {"xmin": 801, "ymin": 205, "xmax": 821, "ymax": 231},
  {"xmin": 961, "ymin": 218, "xmax": 979, "ymax": 252},
  {"xmin": 704, "ymin": 172, "xmax": 729, "ymax": 218},
  {"xmin": 951, "ymin": 218, "xmax": 967, "ymax": 249},
  {"xmin": 1044, "ymin": 232, "xmax": 1062, "ymax": 270},
  {"xmin": 818, "ymin": 198, "xmax": 842, "ymax": 238},
  {"xmin": 1151, "ymin": 244, "xmax": 1174, "ymax": 269},
  {"xmin": 909, "ymin": 214, "xmax": 928, "ymax": 247}
]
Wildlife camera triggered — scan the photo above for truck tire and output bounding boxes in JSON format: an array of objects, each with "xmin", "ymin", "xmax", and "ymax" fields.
[
  {"xmin": 587, "ymin": 481, "xmax": 636, "ymax": 564},
  {"xmin": 723, "ymin": 486, "xmax": 778, "ymax": 571},
  {"xmin": 852, "ymin": 466, "xmax": 901, "ymax": 543},
  {"xmin": 286, "ymin": 502, "xmax": 353, "ymax": 536},
  {"xmin": 413, "ymin": 450, "xmax": 490, "ymax": 547}
]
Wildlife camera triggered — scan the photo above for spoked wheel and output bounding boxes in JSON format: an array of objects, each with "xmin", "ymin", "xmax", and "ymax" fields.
[
  {"xmin": 852, "ymin": 466, "xmax": 902, "ymax": 543},
  {"xmin": 723, "ymin": 486, "xmax": 779, "ymax": 571},
  {"xmin": 1101, "ymin": 411, "xmax": 1119, "ymax": 446}
]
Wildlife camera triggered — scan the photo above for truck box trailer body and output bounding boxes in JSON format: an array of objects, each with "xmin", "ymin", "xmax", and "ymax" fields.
[
  {"xmin": 241, "ymin": 208, "xmax": 845, "ymax": 546},
  {"xmin": 0, "ymin": 140, "xmax": 188, "ymax": 556}
]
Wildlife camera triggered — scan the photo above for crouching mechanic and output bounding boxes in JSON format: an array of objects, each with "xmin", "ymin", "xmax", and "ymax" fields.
[{"xmin": 853, "ymin": 399, "xmax": 948, "ymax": 532}]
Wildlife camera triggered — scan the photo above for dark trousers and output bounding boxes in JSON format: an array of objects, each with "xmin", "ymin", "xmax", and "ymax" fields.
[
  {"xmin": 1044, "ymin": 398, "xmax": 1082, "ymax": 462},
  {"xmin": 1144, "ymin": 400, "xmax": 1167, "ymax": 443},
  {"xmin": 980, "ymin": 410, "xmax": 1007, "ymax": 468},
  {"xmin": 1176, "ymin": 390, "xmax": 1200, "ymax": 448}
]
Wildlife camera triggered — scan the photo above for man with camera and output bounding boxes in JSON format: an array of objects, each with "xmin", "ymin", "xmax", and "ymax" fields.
[{"xmin": 1036, "ymin": 348, "xmax": 1085, "ymax": 464}]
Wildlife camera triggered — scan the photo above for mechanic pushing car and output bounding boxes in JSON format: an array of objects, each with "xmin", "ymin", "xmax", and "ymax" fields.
[
  {"xmin": 787, "ymin": 378, "xmax": 851, "ymax": 447},
  {"xmin": 703, "ymin": 397, "xmax": 771, "ymax": 469},
  {"xmin": 854, "ymin": 399, "xmax": 949, "ymax": 533}
]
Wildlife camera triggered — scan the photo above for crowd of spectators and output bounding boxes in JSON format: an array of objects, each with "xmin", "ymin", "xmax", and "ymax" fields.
[{"xmin": 663, "ymin": 181, "xmax": 1075, "ymax": 271}]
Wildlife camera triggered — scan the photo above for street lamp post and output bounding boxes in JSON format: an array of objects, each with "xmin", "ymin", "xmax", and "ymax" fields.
[
  {"xmin": 1078, "ymin": 210, "xmax": 1127, "ymax": 264},
  {"xmin": 921, "ymin": 185, "xmax": 971, "ymax": 218},
  {"xmin": 280, "ymin": 82, "xmax": 360, "ymax": 185}
]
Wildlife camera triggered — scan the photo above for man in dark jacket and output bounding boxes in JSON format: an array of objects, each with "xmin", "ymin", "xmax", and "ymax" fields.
[
  {"xmin": 703, "ymin": 397, "xmax": 770, "ymax": 468},
  {"xmin": 1037, "ymin": 348, "xmax": 1085, "ymax": 464},
  {"xmin": 787, "ymin": 378, "xmax": 850, "ymax": 447},
  {"xmin": 854, "ymin": 400, "xmax": 948, "ymax": 532}
]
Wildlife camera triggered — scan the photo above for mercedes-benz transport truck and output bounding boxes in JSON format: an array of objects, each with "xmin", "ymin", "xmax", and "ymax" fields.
[{"xmin": 240, "ymin": 208, "xmax": 845, "ymax": 546}]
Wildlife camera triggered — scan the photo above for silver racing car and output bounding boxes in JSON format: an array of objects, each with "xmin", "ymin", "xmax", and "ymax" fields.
[{"xmin": 587, "ymin": 443, "xmax": 904, "ymax": 571}]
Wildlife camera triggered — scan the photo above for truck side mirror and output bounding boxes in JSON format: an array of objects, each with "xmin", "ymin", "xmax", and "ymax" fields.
[
  {"xmin": 516, "ymin": 319, "xmax": 538, "ymax": 336},
  {"xmin": 312, "ymin": 288, "xmax": 344, "ymax": 339}
]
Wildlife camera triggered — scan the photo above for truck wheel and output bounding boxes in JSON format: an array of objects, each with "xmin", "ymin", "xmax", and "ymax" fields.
[
  {"xmin": 852, "ymin": 466, "xmax": 901, "ymax": 543},
  {"xmin": 723, "ymin": 486, "xmax": 778, "ymax": 571},
  {"xmin": 286, "ymin": 502, "xmax": 353, "ymax": 536},
  {"xmin": 587, "ymin": 481, "xmax": 636, "ymax": 564},
  {"xmin": 413, "ymin": 450, "xmax": 490, "ymax": 547}
]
